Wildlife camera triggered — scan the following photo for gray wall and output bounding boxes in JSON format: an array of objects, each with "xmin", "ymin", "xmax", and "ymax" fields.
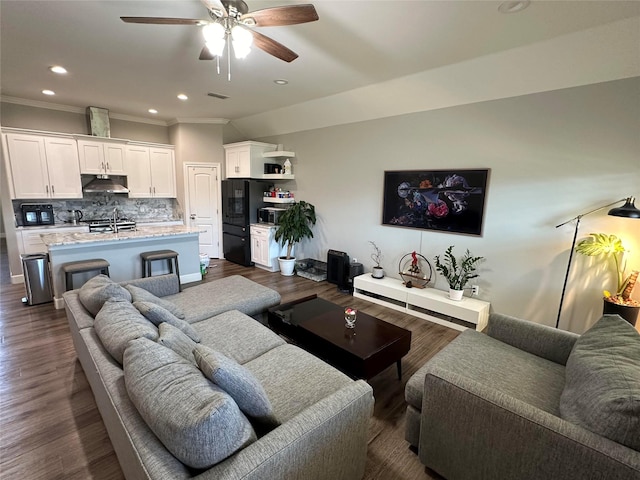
[
  {"xmin": 2, "ymin": 79, "xmax": 639, "ymax": 333},
  {"xmin": 256, "ymin": 78, "xmax": 640, "ymax": 333}
]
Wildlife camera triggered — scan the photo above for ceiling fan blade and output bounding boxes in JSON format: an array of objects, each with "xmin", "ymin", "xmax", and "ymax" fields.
[
  {"xmin": 250, "ymin": 30, "xmax": 298, "ymax": 63},
  {"xmin": 241, "ymin": 4, "xmax": 318, "ymax": 27},
  {"xmin": 199, "ymin": 46, "xmax": 215, "ymax": 60},
  {"xmin": 201, "ymin": 0, "xmax": 227, "ymax": 17},
  {"xmin": 121, "ymin": 17, "xmax": 204, "ymax": 25}
]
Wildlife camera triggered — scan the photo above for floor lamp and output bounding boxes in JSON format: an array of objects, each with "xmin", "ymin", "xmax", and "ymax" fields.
[{"xmin": 555, "ymin": 196, "xmax": 640, "ymax": 329}]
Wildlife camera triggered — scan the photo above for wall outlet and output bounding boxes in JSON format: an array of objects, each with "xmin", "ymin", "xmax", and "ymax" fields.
[{"xmin": 471, "ymin": 285, "xmax": 479, "ymax": 296}]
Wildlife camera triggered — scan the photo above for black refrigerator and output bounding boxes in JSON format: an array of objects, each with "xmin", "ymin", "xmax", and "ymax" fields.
[{"xmin": 222, "ymin": 179, "xmax": 266, "ymax": 266}]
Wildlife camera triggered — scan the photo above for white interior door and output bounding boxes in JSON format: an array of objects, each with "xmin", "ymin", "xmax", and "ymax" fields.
[{"xmin": 186, "ymin": 165, "xmax": 220, "ymax": 258}]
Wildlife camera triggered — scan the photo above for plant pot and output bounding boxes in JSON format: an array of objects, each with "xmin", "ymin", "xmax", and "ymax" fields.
[
  {"xmin": 448, "ymin": 288, "xmax": 464, "ymax": 301},
  {"xmin": 372, "ymin": 266, "xmax": 385, "ymax": 279},
  {"xmin": 278, "ymin": 257, "xmax": 296, "ymax": 276},
  {"xmin": 603, "ymin": 298, "xmax": 639, "ymax": 326}
]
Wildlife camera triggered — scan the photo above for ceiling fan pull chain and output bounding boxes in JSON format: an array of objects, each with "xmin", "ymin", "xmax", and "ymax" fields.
[{"xmin": 227, "ymin": 39, "xmax": 232, "ymax": 81}]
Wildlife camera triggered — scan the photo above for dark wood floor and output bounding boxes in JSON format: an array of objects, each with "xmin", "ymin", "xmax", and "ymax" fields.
[{"xmin": 0, "ymin": 243, "xmax": 458, "ymax": 479}]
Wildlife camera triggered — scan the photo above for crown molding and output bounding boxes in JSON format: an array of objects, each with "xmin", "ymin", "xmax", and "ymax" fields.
[
  {"xmin": 0, "ymin": 96, "xmax": 227, "ymax": 127},
  {"xmin": 1, "ymin": 95, "xmax": 85, "ymax": 114},
  {"xmin": 167, "ymin": 118, "xmax": 230, "ymax": 126}
]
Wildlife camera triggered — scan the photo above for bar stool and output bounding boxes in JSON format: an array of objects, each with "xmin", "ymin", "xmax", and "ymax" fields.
[
  {"xmin": 140, "ymin": 249, "xmax": 181, "ymax": 291},
  {"xmin": 62, "ymin": 259, "xmax": 110, "ymax": 291}
]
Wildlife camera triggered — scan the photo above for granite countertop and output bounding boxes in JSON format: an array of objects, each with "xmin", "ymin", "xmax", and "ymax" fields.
[{"xmin": 40, "ymin": 225, "xmax": 201, "ymax": 247}]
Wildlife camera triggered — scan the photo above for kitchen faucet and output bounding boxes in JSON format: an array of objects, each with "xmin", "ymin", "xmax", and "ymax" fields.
[{"xmin": 111, "ymin": 208, "xmax": 119, "ymax": 233}]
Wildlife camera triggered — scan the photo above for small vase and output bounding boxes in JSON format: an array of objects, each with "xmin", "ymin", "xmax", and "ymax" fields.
[
  {"xmin": 372, "ymin": 266, "xmax": 385, "ymax": 279},
  {"xmin": 448, "ymin": 288, "xmax": 464, "ymax": 301}
]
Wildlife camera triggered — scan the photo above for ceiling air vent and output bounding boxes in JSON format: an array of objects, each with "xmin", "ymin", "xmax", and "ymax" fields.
[{"xmin": 207, "ymin": 92, "xmax": 229, "ymax": 100}]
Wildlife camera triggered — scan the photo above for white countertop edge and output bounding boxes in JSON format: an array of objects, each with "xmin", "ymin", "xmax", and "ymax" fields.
[{"xmin": 41, "ymin": 226, "xmax": 203, "ymax": 248}]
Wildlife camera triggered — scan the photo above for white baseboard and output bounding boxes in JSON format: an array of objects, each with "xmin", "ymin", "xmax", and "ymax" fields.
[
  {"xmin": 181, "ymin": 272, "xmax": 203, "ymax": 285},
  {"xmin": 11, "ymin": 273, "xmax": 24, "ymax": 285}
]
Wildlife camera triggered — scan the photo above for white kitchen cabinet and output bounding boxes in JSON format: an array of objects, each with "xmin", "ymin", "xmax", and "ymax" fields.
[
  {"xmin": 77, "ymin": 139, "xmax": 126, "ymax": 175},
  {"xmin": 224, "ymin": 141, "xmax": 277, "ymax": 179},
  {"xmin": 250, "ymin": 224, "xmax": 283, "ymax": 272},
  {"xmin": 125, "ymin": 145, "xmax": 176, "ymax": 198},
  {"xmin": 4, "ymin": 133, "xmax": 82, "ymax": 199}
]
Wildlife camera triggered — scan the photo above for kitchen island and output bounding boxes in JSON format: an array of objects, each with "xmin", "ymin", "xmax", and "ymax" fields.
[{"xmin": 41, "ymin": 225, "xmax": 203, "ymax": 309}]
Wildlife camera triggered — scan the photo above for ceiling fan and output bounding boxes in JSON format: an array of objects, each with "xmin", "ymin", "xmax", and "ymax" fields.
[{"xmin": 121, "ymin": 0, "xmax": 318, "ymax": 80}]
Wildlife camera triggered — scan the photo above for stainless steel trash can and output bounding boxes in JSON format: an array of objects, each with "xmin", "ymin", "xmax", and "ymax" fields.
[{"xmin": 21, "ymin": 253, "xmax": 53, "ymax": 305}]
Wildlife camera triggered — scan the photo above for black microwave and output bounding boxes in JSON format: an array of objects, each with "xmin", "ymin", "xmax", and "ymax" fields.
[{"xmin": 21, "ymin": 203, "xmax": 55, "ymax": 226}]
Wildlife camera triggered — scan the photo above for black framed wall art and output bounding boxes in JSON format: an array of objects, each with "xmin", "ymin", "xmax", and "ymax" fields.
[{"xmin": 382, "ymin": 169, "xmax": 489, "ymax": 236}]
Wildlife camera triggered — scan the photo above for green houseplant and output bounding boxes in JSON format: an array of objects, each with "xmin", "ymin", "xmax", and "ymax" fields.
[
  {"xmin": 274, "ymin": 201, "xmax": 317, "ymax": 276},
  {"xmin": 434, "ymin": 245, "xmax": 484, "ymax": 300},
  {"xmin": 575, "ymin": 233, "xmax": 639, "ymax": 324}
]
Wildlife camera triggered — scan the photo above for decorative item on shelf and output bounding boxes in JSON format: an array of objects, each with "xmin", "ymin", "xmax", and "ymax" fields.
[
  {"xmin": 369, "ymin": 241, "xmax": 385, "ymax": 279},
  {"xmin": 283, "ymin": 159, "xmax": 292, "ymax": 175},
  {"xmin": 555, "ymin": 196, "xmax": 640, "ymax": 328},
  {"xmin": 344, "ymin": 307, "xmax": 357, "ymax": 329},
  {"xmin": 274, "ymin": 201, "xmax": 317, "ymax": 276},
  {"xmin": 398, "ymin": 251, "xmax": 433, "ymax": 289},
  {"xmin": 434, "ymin": 245, "xmax": 484, "ymax": 300},
  {"xmin": 575, "ymin": 233, "xmax": 640, "ymax": 326}
]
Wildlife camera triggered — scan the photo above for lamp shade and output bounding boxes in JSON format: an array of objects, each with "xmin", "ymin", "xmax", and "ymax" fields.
[{"xmin": 608, "ymin": 197, "xmax": 640, "ymax": 218}]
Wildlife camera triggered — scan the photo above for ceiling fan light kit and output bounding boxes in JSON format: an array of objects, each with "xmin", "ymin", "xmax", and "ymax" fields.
[{"xmin": 121, "ymin": 0, "xmax": 318, "ymax": 81}]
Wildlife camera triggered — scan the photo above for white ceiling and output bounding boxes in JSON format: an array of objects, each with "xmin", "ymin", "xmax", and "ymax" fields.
[{"xmin": 2, "ymin": 0, "xmax": 640, "ymax": 127}]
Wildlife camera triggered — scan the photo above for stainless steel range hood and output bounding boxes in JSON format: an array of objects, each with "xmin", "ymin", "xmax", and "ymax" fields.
[{"xmin": 83, "ymin": 175, "xmax": 129, "ymax": 194}]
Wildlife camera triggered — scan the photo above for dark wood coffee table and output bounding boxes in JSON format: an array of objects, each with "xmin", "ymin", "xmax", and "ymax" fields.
[{"xmin": 268, "ymin": 295, "xmax": 411, "ymax": 380}]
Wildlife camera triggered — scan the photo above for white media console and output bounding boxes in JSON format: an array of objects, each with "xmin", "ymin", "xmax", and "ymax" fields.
[{"xmin": 353, "ymin": 274, "xmax": 490, "ymax": 332}]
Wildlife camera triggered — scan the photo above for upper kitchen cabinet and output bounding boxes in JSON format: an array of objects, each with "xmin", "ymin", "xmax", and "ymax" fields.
[
  {"xmin": 224, "ymin": 141, "xmax": 277, "ymax": 179},
  {"xmin": 125, "ymin": 144, "xmax": 176, "ymax": 198},
  {"xmin": 77, "ymin": 138, "xmax": 126, "ymax": 175},
  {"xmin": 4, "ymin": 132, "xmax": 82, "ymax": 199}
]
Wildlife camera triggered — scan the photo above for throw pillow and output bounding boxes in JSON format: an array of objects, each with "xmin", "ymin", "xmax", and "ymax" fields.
[
  {"xmin": 560, "ymin": 314, "xmax": 640, "ymax": 450},
  {"xmin": 123, "ymin": 337, "xmax": 256, "ymax": 469},
  {"xmin": 133, "ymin": 301, "xmax": 201, "ymax": 342},
  {"xmin": 78, "ymin": 274, "xmax": 131, "ymax": 316},
  {"xmin": 125, "ymin": 284, "xmax": 186, "ymax": 319},
  {"xmin": 194, "ymin": 344, "xmax": 278, "ymax": 428},
  {"xmin": 94, "ymin": 298, "xmax": 158, "ymax": 364},
  {"xmin": 157, "ymin": 322, "xmax": 198, "ymax": 363}
]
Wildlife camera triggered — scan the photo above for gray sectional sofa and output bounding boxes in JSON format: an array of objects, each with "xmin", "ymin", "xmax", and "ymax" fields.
[
  {"xmin": 405, "ymin": 313, "xmax": 640, "ymax": 480},
  {"xmin": 64, "ymin": 274, "xmax": 374, "ymax": 480}
]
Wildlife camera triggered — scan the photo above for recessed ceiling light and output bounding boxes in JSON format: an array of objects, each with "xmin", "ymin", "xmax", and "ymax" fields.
[
  {"xmin": 42, "ymin": 89, "xmax": 55, "ymax": 96},
  {"xmin": 148, "ymin": 109, "xmax": 158, "ymax": 114},
  {"xmin": 274, "ymin": 79, "xmax": 288, "ymax": 85},
  {"xmin": 49, "ymin": 65, "xmax": 67, "ymax": 74},
  {"xmin": 177, "ymin": 93, "xmax": 188, "ymax": 100},
  {"xmin": 498, "ymin": 1, "xmax": 530, "ymax": 14}
]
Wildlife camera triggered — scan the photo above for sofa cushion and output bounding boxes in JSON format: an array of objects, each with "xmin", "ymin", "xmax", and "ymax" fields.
[
  {"xmin": 165, "ymin": 275, "xmax": 281, "ymax": 323},
  {"xmin": 134, "ymin": 301, "xmax": 201, "ymax": 342},
  {"xmin": 405, "ymin": 330, "xmax": 566, "ymax": 416},
  {"xmin": 78, "ymin": 274, "xmax": 132, "ymax": 316},
  {"xmin": 125, "ymin": 284, "xmax": 185, "ymax": 319},
  {"xmin": 194, "ymin": 345, "xmax": 278, "ymax": 427},
  {"xmin": 157, "ymin": 323, "xmax": 198, "ymax": 364},
  {"xmin": 560, "ymin": 314, "xmax": 640, "ymax": 451},
  {"xmin": 192, "ymin": 310, "xmax": 286, "ymax": 364},
  {"xmin": 244, "ymin": 344, "xmax": 354, "ymax": 423},
  {"xmin": 94, "ymin": 298, "xmax": 158, "ymax": 364},
  {"xmin": 123, "ymin": 337, "xmax": 256, "ymax": 469}
]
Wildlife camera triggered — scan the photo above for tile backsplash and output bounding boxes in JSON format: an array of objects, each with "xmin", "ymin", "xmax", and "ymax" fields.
[{"xmin": 12, "ymin": 195, "xmax": 182, "ymax": 225}]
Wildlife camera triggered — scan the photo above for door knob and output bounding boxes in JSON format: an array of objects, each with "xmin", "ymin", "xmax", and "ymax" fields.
[{"xmin": 190, "ymin": 214, "xmax": 196, "ymax": 220}]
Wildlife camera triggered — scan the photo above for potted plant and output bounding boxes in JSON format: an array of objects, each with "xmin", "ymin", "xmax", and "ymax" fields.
[
  {"xmin": 274, "ymin": 201, "xmax": 317, "ymax": 276},
  {"xmin": 575, "ymin": 233, "xmax": 639, "ymax": 325},
  {"xmin": 369, "ymin": 241, "xmax": 384, "ymax": 279},
  {"xmin": 434, "ymin": 245, "xmax": 484, "ymax": 301}
]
